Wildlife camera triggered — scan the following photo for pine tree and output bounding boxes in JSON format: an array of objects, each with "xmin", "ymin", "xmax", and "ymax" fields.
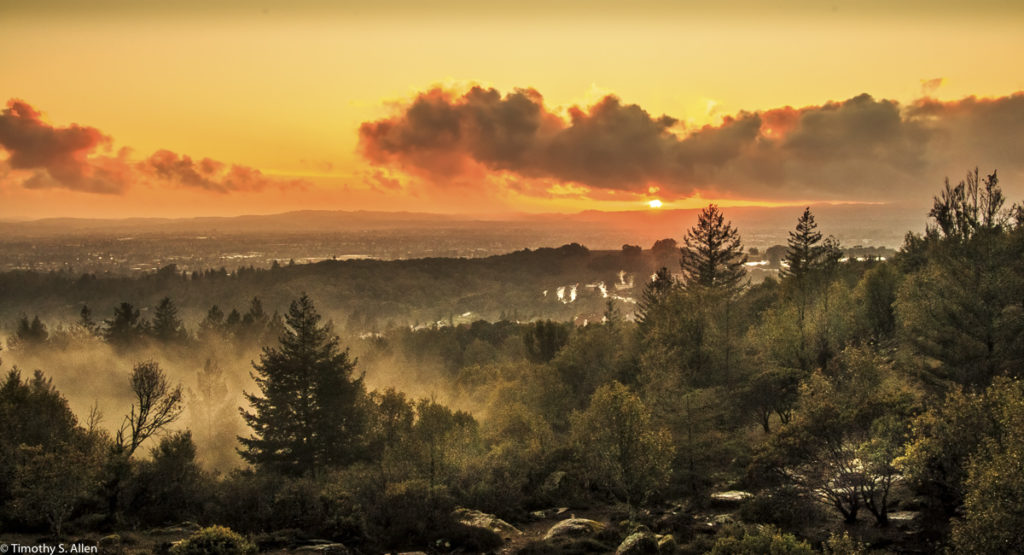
[
  {"xmin": 150, "ymin": 297, "xmax": 187, "ymax": 344},
  {"xmin": 103, "ymin": 302, "xmax": 147, "ymax": 351},
  {"xmin": 680, "ymin": 204, "xmax": 747, "ymax": 292},
  {"xmin": 781, "ymin": 207, "xmax": 823, "ymax": 282},
  {"xmin": 635, "ymin": 266, "xmax": 675, "ymax": 330},
  {"xmin": 238, "ymin": 294, "xmax": 366, "ymax": 475}
]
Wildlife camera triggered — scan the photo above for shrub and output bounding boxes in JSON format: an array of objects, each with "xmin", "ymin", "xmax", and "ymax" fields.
[
  {"xmin": 709, "ymin": 523, "xmax": 814, "ymax": 555},
  {"xmin": 170, "ymin": 525, "xmax": 256, "ymax": 555}
]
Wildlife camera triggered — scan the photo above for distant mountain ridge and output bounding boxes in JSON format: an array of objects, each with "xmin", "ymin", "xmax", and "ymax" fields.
[{"xmin": 0, "ymin": 203, "xmax": 926, "ymax": 249}]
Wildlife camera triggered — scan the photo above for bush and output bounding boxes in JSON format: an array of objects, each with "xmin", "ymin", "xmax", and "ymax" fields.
[
  {"xmin": 737, "ymin": 486, "xmax": 825, "ymax": 532},
  {"xmin": 170, "ymin": 525, "xmax": 256, "ymax": 555},
  {"xmin": 709, "ymin": 523, "xmax": 814, "ymax": 555}
]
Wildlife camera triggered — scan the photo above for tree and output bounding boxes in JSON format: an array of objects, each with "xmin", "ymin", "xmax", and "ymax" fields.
[
  {"xmin": 571, "ymin": 381, "xmax": 673, "ymax": 503},
  {"xmin": 0, "ymin": 369, "xmax": 80, "ymax": 508},
  {"xmin": 759, "ymin": 348, "xmax": 918, "ymax": 525},
  {"xmin": 896, "ymin": 168, "xmax": 1024, "ymax": 389},
  {"xmin": 929, "ymin": 168, "xmax": 1008, "ymax": 242},
  {"xmin": 11, "ymin": 442, "xmax": 99, "ymax": 538},
  {"xmin": 115, "ymin": 360, "xmax": 184, "ymax": 458},
  {"xmin": 239, "ymin": 294, "xmax": 367, "ymax": 475},
  {"xmin": 7, "ymin": 314, "xmax": 49, "ymax": 351},
  {"xmin": 678, "ymin": 205, "xmax": 748, "ymax": 381},
  {"xmin": 635, "ymin": 267, "xmax": 675, "ymax": 330},
  {"xmin": 103, "ymin": 302, "xmax": 147, "ymax": 351},
  {"xmin": 78, "ymin": 305, "xmax": 99, "ymax": 337},
  {"xmin": 197, "ymin": 305, "xmax": 226, "ymax": 343},
  {"xmin": 781, "ymin": 207, "xmax": 824, "ymax": 283},
  {"xmin": 522, "ymin": 320, "xmax": 570, "ymax": 364},
  {"xmin": 680, "ymin": 204, "xmax": 747, "ymax": 292},
  {"xmin": 150, "ymin": 297, "xmax": 188, "ymax": 344}
]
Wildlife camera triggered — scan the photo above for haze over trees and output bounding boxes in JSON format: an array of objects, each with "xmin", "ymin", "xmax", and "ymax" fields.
[{"xmin": 2, "ymin": 168, "xmax": 1023, "ymax": 552}]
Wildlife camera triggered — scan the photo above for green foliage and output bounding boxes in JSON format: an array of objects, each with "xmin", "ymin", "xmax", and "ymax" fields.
[
  {"xmin": 758, "ymin": 348, "xmax": 919, "ymax": 524},
  {"xmin": 709, "ymin": 523, "xmax": 815, "ymax": 554},
  {"xmin": 239, "ymin": 294, "xmax": 368, "ymax": 475},
  {"xmin": 853, "ymin": 262, "xmax": 899, "ymax": 341},
  {"xmin": 680, "ymin": 204, "xmax": 747, "ymax": 292},
  {"xmin": 822, "ymin": 531, "xmax": 866, "ymax": 554},
  {"xmin": 737, "ymin": 486, "xmax": 825, "ymax": 532},
  {"xmin": 124, "ymin": 431, "xmax": 208, "ymax": 527},
  {"xmin": 170, "ymin": 525, "xmax": 256, "ymax": 555},
  {"xmin": 900, "ymin": 377, "xmax": 1024, "ymax": 545},
  {"xmin": 0, "ymin": 369, "xmax": 80, "ymax": 511},
  {"xmin": 952, "ymin": 411, "xmax": 1024, "ymax": 553},
  {"xmin": 552, "ymin": 322, "xmax": 637, "ymax": 404},
  {"xmin": 896, "ymin": 168, "xmax": 1024, "ymax": 389},
  {"xmin": 10, "ymin": 439, "xmax": 101, "ymax": 538},
  {"xmin": 523, "ymin": 320, "xmax": 571, "ymax": 363},
  {"xmin": 570, "ymin": 382, "xmax": 673, "ymax": 503}
]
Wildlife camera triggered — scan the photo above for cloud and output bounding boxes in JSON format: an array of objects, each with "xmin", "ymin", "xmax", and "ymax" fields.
[
  {"xmin": 359, "ymin": 86, "xmax": 1024, "ymax": 203},
  {"xmin": 0, "ymin": 99, "xmax": 304, "ymax": 195},
  {"xmin": 139, "ymin": 150, "xmax": 301, "ymax": 193},
  {"xmin": 921, "ymin": 77, "xmax": 945, "ymax": 96},
  {"xmin": 0, "ymin": 99, "xmax": 131, "ymax": 194}
]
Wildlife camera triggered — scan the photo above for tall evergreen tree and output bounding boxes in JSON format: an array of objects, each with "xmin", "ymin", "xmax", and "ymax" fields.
[
  {"xmin": 636, "ymin": 267, "xmax": 675, "ymax": 326},
  {"xmin": 781, "ymin": 207, "xmax": 823, "ymax": 282},
  {"xmin": 238, "ymin": 294, "xmax": 366, "ymax": 475},
  {"xmin": 103, "ymin": 302, "xmax": 147, "ymax": 351},
  {"xmin": 150, "ymin": 297, "xmax": 187, "ymax": 344},
  {"xmin": 680, "ymin": 204, "xmax": 747, "ymax": 292}
]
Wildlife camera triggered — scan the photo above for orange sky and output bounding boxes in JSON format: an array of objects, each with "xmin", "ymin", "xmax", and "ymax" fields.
[{"xmin": 2, "ymin": 0, "xmax": 1024, "ymax": 219}]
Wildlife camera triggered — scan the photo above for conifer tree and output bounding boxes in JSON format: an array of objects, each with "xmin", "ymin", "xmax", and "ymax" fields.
[
  {"xmin": 781, "ymin": 207, "xmax": 823, "ymax": 282},
  {"xmin": 680, "ymin": 204, "xmax": 747, "ymax": 292},
  {"xmin": 239, "ymin": 294, "xmax": 366, "ymax": 475},
  {"xmin": 150, "ymin": 297, "xmax": 187, "ymax": 344}
]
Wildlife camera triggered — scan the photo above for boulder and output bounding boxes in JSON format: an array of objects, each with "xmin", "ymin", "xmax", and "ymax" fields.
[
  {"xmin": 293, "ymin": 543, "xmax": 349, "ymax": 554},
  {"xmin": 453, "ymin": 507, "xmax": 522, "ymax": 538},
  {"xmin": 543, "ymin": 517, "xmax": 605, "ymax": 541},
  {"xmin": 656, "ymin": 534, "xmax": 678, "ymax": 554},
  {"xmin": 98, "ymin": 535, "xmax": 122, "ymax": 555},
  {"xmin": 709, "ymin": 490, "xmax": 753, "ymax": 508},
  {"xmin": 615, "ymin": 530, "xmax": 659, "ymax": 555},
  {"xmin": 530, "ymin": 507, "xmax": 570, "ymax": 520}
]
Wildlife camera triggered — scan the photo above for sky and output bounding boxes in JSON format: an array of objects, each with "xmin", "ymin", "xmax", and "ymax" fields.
[{"xmin": 2, "ymin": 0, "xmax": 1024, "ymax": 220}]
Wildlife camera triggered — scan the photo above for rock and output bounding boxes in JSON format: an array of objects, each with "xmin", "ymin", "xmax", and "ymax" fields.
[
  {"xmin": 656, "ymin": 534, "xmax": 678, "ymax": 554},
  {"xmin": 615, "ymin": 530, "xmax": 659, "ymax": 555},
  {"xmin": 709, "ymin": 490, "xmax": 753, "ymax": 507},
  {"xmin": 696, "ymin": 513, "xmax": 735, "ymax": 534},
  {"xmin": 888, "ymin": 510, "xmax": 921, "ymax": 530},
  {"xmin": 98, "ymin": 535, "xmax": 122, "ymax": 554},
  {"xmin": 530, "ymin": 507, "xmax": 571, "ymax": 520},
  {"xmin": 294, "ymin": 543, "xmax": 349, "ymax": 554},
  {"xmin": 543, "ymin": 517, "xmax": 605, "ymax": 541},
  {"xmin": 453, "ymin": 507, "xmax": 522, "ymax": 538}
]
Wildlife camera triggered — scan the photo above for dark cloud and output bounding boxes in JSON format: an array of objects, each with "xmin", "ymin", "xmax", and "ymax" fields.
[
  {"xmin": 359, "ymin": 87, "xmax": 1024, "ymax": 202},
  {"xmin": 0, "ymin": 99, "xmax": 304, "ymax": 195},
  {"xmin": 0, "ymin": 99, "xmax": 131, "ymax": 194},
  {"xmin": 139, "ymin": 150, "xmax": 295, "ymax": 193}
]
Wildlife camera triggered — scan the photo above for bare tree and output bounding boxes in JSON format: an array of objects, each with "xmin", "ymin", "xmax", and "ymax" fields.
[{"xmin": 115, "ymin": 360, "xmax": 184, "ymax": 457}]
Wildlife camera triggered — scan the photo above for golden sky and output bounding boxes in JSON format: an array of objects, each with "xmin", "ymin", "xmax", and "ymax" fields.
[{"xmin": 2, "ymin": 0, "xmax": 1024, "ymax": 219}]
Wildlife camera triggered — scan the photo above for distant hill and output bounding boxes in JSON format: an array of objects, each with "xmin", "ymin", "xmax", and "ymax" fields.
[{"xmin": 0, "ymin": 202, "xmax": 926, "ymax": 249}]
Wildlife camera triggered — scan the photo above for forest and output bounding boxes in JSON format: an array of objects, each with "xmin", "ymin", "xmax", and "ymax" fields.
[{"xmin": 2, "ymin": 168, "xmax": 1024, "ymax": 554}]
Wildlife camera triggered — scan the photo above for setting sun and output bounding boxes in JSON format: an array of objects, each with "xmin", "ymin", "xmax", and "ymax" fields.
[{"xmin": 648, "ymin": 199, "xmax": 663, "ymax": 208}]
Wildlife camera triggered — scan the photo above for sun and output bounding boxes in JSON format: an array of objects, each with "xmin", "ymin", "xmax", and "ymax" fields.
[{"xmin": 648, "ymin": 199, "xmax": 663, "ymax": 208}]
